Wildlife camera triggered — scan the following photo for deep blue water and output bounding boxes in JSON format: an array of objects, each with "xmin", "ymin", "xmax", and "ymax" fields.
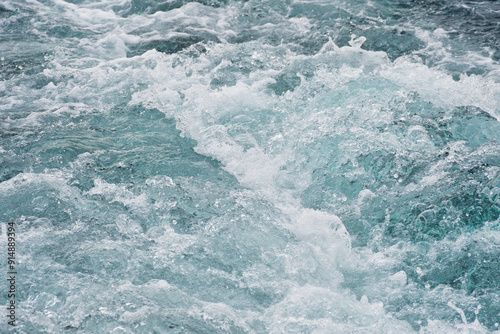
[{"xmin": 1, "ymin": 0, "xmax": 500, "ymax": 332}]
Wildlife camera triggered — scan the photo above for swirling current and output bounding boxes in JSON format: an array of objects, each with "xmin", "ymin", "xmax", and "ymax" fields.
[{"xmin": 1, "ymin": 0, "xmax": 500, "ymax": 333}]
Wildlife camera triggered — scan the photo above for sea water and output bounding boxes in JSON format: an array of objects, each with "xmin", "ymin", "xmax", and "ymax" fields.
[{"xmin": 0, "ymin": 0, "xmax": 499, "ymax": 332}]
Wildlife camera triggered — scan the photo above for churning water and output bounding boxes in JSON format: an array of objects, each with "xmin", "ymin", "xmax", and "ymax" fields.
[{"xmin": 1, "ymin": 0, "xmax": 500, "ymax": 332}]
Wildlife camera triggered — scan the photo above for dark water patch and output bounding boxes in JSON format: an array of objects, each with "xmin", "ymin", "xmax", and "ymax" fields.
[
  {"xmin": 127, "ymin": 36, "xmax": 215, "ymax": 57},
  {"xmin": 0, "ymin": 4, "xmax": 14, "ymax": 18},
  {"xmin": 355, "ymin": 28, "xmax": 426, "ymax": 60},
  {"xmin": 46, "ymin": 25, "xmax": 86, "ymax": 39},
  {"xmin": 116, "ymin": 0, "xmax": 232, "ymax": 17},
  {"xmin": 387, "ymin": 0, "xmax": 500, "ymax": 60},
  {"xmin": 269, "ymin": 72, "xmax": 302, "ymax": 95},
  {"xmin": 0, "ymin": 53, "xmax": 48, "ymax": 80}
]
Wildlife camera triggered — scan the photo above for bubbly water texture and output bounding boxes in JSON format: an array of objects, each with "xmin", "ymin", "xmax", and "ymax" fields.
[{"xmin": 1, "ymin": 0, "xmax": 500, "ymax": 332}]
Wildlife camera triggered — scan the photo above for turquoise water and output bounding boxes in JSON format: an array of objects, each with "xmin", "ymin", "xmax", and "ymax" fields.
[{"xmin": 1, "ymin": 0, "xmax": 500, "ymax": 332}]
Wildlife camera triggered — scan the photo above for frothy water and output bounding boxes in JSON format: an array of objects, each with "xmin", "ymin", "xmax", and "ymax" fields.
[{"xmin": 1, "ymin": 0, "xmax": 500, "ymax": 332}]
